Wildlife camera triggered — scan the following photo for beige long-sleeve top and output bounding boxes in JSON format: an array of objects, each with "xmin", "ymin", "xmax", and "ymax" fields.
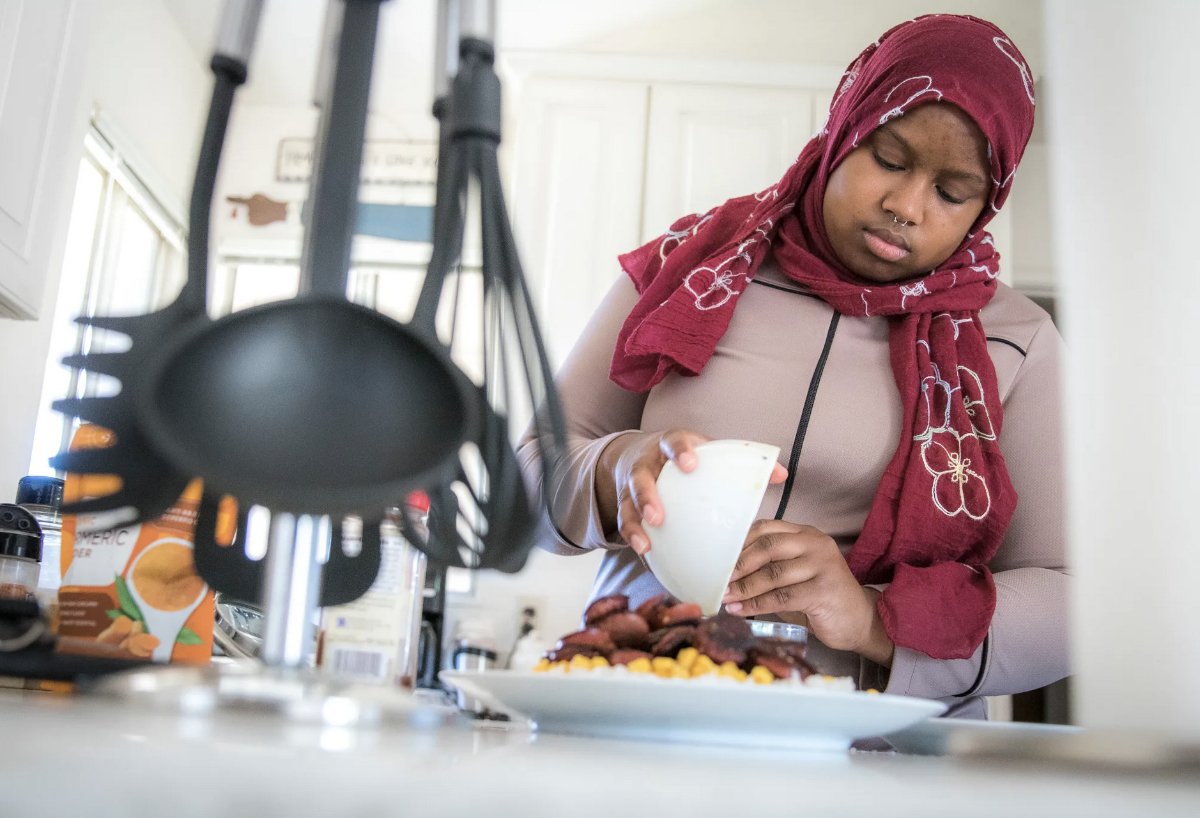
[{"xmin": 517, "ymin": 256, "xmax": 1070, "ymax": 718}]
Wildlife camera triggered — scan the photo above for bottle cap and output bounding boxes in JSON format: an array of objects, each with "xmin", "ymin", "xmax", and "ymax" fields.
[
  {"xmin": 0, "ymin": 504, "xmax": 42, "ymax": 562},
  {"xmin": 16, "ymin": 476, "xmax": 65, "ymax": 509}
]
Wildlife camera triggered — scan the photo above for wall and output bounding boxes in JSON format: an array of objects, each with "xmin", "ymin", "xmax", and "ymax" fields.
[
  {"xmin": 501, "ymin": 0, "xmax": 1043, "ymax": 74},
  {"xmin": 1047, "ymin": 0, "xmax": 1200, "ymax": 740},
  {"xmin": 0, "ymin": 0, "xmax": 208, "ymax": 496}
]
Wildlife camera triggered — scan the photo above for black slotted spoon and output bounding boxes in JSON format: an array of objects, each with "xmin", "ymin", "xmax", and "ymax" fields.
[{"xmin": 49, "ymin": 32, "xmax": 251, "ymax": 523}]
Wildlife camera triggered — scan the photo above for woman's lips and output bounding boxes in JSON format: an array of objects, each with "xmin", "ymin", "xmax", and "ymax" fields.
[{"xmin": 863, "ymin": 228, "xmax": 911, "ymax": 263}]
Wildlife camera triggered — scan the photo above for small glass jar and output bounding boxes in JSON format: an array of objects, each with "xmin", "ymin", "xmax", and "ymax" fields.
[
  {"xmin": 0, "ymin": 504, "xmax": 42, "ymax": 601},
  {"xmin": 749, "ymin": 619, "xmax": 809, "ymax": 646},
  {"xmin": 16, "ymin": 476, "xmax": 64, "ymax": 596}
]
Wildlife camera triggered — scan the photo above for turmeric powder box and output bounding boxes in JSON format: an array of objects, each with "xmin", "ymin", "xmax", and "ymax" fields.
[{"xmin": 56, "ymin": 424, "xmax": 214, "ymax": 664}]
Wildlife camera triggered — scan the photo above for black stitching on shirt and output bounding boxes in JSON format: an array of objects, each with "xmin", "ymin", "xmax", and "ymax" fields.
[
  {"xmin": 775, "ymin": 311, "xmax": 840, "ymax": 519},
  {"xmin": 987, "ymin": 336, "xmax": 1027, "ymax": 357},
  {"xmin": 958, "ymin": 632, "xmax": 991, "ymax": 697}
]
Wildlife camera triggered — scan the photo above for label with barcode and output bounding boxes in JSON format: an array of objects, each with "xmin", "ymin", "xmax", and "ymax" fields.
[{"xmin": 328, "ymin": 647, "xmax": 390, "ymax": 681}]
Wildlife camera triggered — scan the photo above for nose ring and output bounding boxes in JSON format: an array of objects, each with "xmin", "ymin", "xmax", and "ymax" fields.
[{"xmin": 892, "ymin": 214, "xmax": 911, "ymax": 227}]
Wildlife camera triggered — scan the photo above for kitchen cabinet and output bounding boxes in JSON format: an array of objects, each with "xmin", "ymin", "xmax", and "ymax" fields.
[
  {"xmin": 640, "ymin": 82, "xmax": 818, "ymax": 239},
  {"xmin": 508, "ymin": 76, "xmax": 650, "ymax": 368},
  {"xmin": 508, "ymin": 67, "xmax": 838, "ymax": 368},
  {"xmin": 0, "ymin": 0, "xmax": 93, "ymax": 319}
]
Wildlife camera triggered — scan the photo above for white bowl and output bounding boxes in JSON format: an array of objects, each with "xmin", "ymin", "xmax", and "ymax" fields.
[{"xmin": 644, "ymin": 439, "xmax": 780, "ymax": 614}]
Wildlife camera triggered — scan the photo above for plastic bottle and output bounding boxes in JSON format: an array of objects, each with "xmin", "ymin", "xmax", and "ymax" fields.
[
  {"xmin": 317, "ymin": 491, "xmax": 430, "ymax": 687},
  {"xmin": 16, "ymin": 476, "xmax": 64, "ymax": 597},
  {"xmin": 507, "ymin": 606, "xmax": 550, "ymax": 671}
]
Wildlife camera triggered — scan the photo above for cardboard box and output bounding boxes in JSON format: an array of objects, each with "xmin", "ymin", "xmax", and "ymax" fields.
[{"xmin": 57, "ymin": 424, "xmax": 214, "ymax": 664}]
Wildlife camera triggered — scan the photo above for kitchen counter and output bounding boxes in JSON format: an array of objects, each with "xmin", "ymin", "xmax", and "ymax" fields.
[{"xmin": 0, "ymin": 684, "xmax": 1197, "ymax": 817}]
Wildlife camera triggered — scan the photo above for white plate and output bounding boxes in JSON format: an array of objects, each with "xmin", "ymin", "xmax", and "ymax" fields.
[
  {"xmin": 441, "ymin": 670, "xmax": 946, "ymax": 752},
  {"xmin": 884, "ymin": 716, "xmax": 1083, "ymax": 756}
]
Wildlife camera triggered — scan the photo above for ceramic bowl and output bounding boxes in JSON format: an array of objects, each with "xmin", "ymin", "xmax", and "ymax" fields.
[{"xmin": 644, "ymin": 439, "xmax": 781, "ymax": 614}]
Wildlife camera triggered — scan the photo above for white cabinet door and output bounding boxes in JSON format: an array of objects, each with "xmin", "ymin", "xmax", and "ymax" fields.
[
  {"xmin": 0, "ymin": 0, "xmax": 93, "ymax": 319},
  {"xmin": 641, "ymin": 83, "xmax": 815, "ymax": 240},
  {"xmin": 509, "ymin": 77, "xmax": 648, "ymax": 368}
]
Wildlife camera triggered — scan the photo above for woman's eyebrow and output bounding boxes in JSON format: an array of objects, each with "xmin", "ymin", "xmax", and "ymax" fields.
[{"xmin": 876, "ymin": 125, "xmax": 988, "ymax": 189}]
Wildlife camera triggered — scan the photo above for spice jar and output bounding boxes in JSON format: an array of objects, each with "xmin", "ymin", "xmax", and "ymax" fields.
[
  {"xmin": 16, "ymin": 476, "xmax": 64, "ymax": 596},
  {"xmin": 0, "ymin": 504, "xmax": 42, "ymax": 601}
]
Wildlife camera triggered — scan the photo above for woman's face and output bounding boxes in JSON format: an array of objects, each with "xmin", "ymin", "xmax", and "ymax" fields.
[{"xmin": 821, "ymin": 102, "xmax": 990, "ymax": 284}]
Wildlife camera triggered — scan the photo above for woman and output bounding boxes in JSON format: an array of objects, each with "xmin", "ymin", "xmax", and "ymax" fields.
[{"xmin": 517, "ymin": 14, "xmax": 1067, "ymax": 717}]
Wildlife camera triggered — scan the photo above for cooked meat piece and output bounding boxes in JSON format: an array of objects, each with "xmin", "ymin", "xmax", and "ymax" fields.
[
  {"xmin": 748, "ymin": 650, "xmax": 798, "ymax": 680},
  {"xmin": 558, "ymin": 628, "xmax": 616, "ymax": 653},
  {"xmin": 750, "ymin": 637, "xmax": 817, "ymax": 678},
  {"xmin": 609, "ymin": 649, "xmax": 654, "ymax": 666},
  {"xmin": 583, "ymin": 594, "xmax": 629, "ymax": 626},
  {"xmin": 694, "ymin": 612, "xmax": 754, "ymax": 665},
  {"xmin": 659, "ymin": 602, "xmax": 703, "ymax": 626},
  {"xmin": 650, "ymin": 624, "xmax": 698, "ymax": 656},
  {"xmin": 545, "ymin": 644, "xmax": 601, "ymax": 662},
  {"xmin": 634, "ymin": 592, "xmax": 677, "ymax": 629},
  {"xmin": 594, "ymin": 611, "xmax": 651, "ymax": 648}
]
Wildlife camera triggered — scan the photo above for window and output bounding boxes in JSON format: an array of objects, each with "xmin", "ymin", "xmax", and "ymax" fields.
[{"xmin": 29, "ymin": 127, "xmax": 185, "ymax": 477}]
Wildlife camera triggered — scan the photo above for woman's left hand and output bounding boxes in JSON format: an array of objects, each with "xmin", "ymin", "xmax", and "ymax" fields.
[{"xmin": 722, "ymin": 520, "xmax": 895, "ymax": 666}]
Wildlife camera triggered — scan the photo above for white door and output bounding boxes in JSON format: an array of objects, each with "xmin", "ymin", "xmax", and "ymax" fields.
[
  {"xmin": 508, "ymin": 76, "xmax": 648, "ymax": 368},
  {"xmin": 641, "ymin": 83, "xmax": 816, "ymax": 241},
  {"xmin": 0, "ymin": 0, "xmax": 93, "ymax": 319}
]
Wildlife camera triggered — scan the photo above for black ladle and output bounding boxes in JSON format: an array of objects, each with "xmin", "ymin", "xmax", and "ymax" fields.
[{"xmin": 133, "ymin": 0, "xmax": 475, "ymax": 521}]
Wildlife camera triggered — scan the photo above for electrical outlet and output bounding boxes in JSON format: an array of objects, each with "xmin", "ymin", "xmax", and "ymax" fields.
[{"xmin": 516, "ymin": 595, "xmax": 545, "ymax": 627}]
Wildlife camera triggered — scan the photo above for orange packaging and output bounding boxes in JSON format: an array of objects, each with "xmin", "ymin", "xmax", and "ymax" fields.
[{"xmin": 57, "ymin": 424, "xmax": 214, "ymax": 664}]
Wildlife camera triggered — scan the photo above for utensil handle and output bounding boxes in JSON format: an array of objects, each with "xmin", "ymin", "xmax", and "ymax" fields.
[
  {"xmin": 299, "ymin": 0, "xmax": 383, "ymax": 298},
  {"xmin": 259, "ymin": 514, "xmax": 328, "ymax": 668},
  {"xmin": 457, "ymin": 0, "xmax": 495, "ymax": 41},
  {"xmin": 413, "ymin": 34, "xmax": 500, "ymax": 337},
  {"xmin": 433, "ymin": 0, "xmax": 460, "ymax": 103},
  {"xmin": 214, "ymin": 0, "xmax": 265, "ymax": 69},
  {"xmin": 181, "ymin": 0, "xmax": 265, "ymax": 315}
]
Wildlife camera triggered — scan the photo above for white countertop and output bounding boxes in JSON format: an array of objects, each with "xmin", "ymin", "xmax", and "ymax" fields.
[{"xmin": 0, "ymin": 684, "xmax": 1197, "ymax": 818}]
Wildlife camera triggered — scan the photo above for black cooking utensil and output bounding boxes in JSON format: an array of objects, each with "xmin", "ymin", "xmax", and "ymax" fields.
[
  {"xmin": 53, "ymin": 0, "xmax": 397, "ymax": 608},
  {"xmin": 397, "ymin": 31, "xmax": 566, "ymax": 574},
  {"xmin": 132, "ymin": 0, "xmax": 475, "ymax": 521},
  {"xmin": 190, "ymin": 493, "xmax": 381, "ymax": 607},
  {"xmin": 48, "ymin": 10, "xmax": 260, "ymax": 523}
]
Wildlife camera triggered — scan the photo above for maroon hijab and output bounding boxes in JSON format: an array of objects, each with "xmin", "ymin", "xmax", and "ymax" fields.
[{"xmin": 610, "ymin": 15, "xmax": 1036, "ymax": 659}]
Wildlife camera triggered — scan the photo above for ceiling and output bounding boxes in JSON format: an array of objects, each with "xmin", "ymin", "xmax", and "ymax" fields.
[{"xmin": 158, "ymin": 0, "xmax": 701, "ymax": 126}]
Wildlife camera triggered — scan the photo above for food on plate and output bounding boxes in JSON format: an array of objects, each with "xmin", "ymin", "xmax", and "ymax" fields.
[{"xmin": 537, "ymin": 593, "xmax": 829, "ymax": 684}]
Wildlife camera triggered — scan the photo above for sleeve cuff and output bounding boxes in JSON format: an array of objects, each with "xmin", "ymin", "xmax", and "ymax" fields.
[{"xmin": 873, "ymin": 632, "xmax": 989, "ymax": 699}]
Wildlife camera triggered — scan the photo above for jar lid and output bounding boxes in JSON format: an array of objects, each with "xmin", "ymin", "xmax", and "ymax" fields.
[
  {"xmin": 16, "ymin": 476, "xmax": 64, "ymax": 509},
  {"xmin": 0, "ymin": 504, "xmax": 42, "ymax": 561}
]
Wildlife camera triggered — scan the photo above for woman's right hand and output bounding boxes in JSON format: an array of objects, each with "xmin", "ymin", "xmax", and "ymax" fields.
[{"xmin": 598, "ymin": 428, "xmax": 711, "ymax": 556}]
